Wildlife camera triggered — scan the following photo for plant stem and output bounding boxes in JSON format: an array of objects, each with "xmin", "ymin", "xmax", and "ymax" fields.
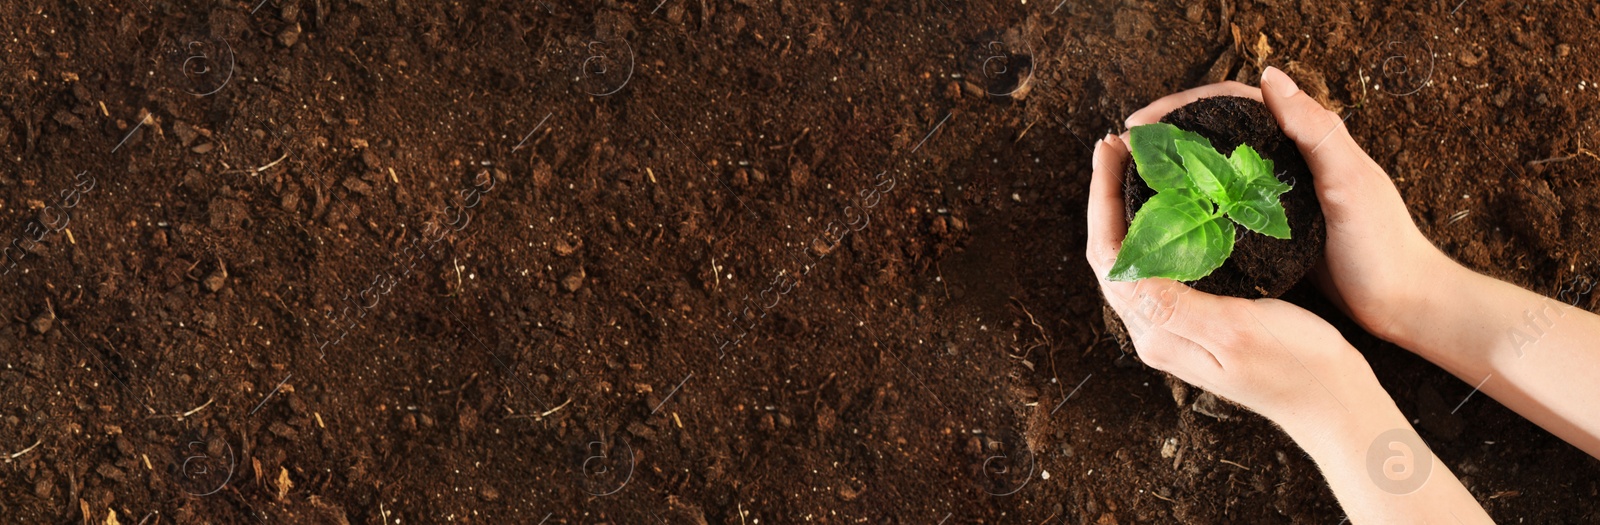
[{"xmin": 1212, "ymin": 201, "xmax": 1234, "ymax": 220}]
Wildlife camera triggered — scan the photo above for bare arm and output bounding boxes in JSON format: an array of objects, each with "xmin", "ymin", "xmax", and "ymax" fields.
[
  {"xmin": 1279, "ymin": 373, "xmax": 1494, "ymax": 525},
  {"xmin": 1392, "ymin": 261, "xmax": 1600, "ymax": 458},
  {"xmin": 1088, "ymin": 122, "xmax": 1492, "ymax": 523},
  {"xmin": 1254, "ymin": 66, "xmax": 1600, "ymax": 460}
]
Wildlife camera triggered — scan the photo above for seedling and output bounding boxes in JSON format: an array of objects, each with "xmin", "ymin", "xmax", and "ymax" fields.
[{"xmin": 1108, "ymin": 123, "xmax": 1293, "ymax": 282}]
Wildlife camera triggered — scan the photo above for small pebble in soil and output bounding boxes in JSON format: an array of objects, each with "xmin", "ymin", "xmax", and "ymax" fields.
[
  {"xmin": 553, "ymin": 238, "xmax": 579, "ymax": 257},
  {"xmin": 1190, "ymin": 391, "xmax": 1234, "ymax": 420},
  {"xmin": 561, "ymin": 267, "xmax": 586, "ymax": 292},
  {"xmin": 278, "ymin": 24, "xmax": 302, "ymax": 48},
  {"xmin": 627, "ymin": 422, "xmax": 654, "ymax": 440},
  {"xmin": 342, "ymin": 177, "xmax": 372, "ymax": 196},
  {"xmin": 204, "ymin": 267, "xmax": 228, "ymax": 292},
  {"xmin": 269, "ymin": 422, "xmax": 297, "ymax": 438},
  {"xmin": 1168, "ymin": 379, "xmax": 1190, "ymax": 407},
  {"xmin": 810, "ymin": 237, "xmax": 834, "ymax": 256},
  {"xmin": 97, "ymin": 463, "xmax": 126, "ymax": 483},
  {"xmin": 30, "ymin": 311, "xmax": 55, "ymax": 334},
  {"xmin": 173, "ymin": 121, "xmax": 199, "ymax": 146}
]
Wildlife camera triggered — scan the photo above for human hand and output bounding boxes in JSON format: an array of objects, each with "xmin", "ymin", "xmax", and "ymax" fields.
[
  {"xmin": 1093, "ymin": 72, "xmax": 1497, "ymax": 525},
  {"xmin": 1133, "ymin": 69, "xmax": 1452, "ymax": 345},
  {"xmin": 1086, "ymin": 133, "xmax": 1383, "ymax": 429}
]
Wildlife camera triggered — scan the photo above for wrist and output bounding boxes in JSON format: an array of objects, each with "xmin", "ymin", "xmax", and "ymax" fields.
[
  {"xmin": 1278, "ymin": 370, "xmax": 1493, "ymax": 524},
  {"xmin": 1269, "ymin": 347, "xmax": 1399, "ymax": 442},
  {"xmin": 1279, "ymin": 379, "xmax": 1410, "ymax": 462},
  {"xmin": 1377, "ymin": 247, "xmax": 1470, "ymax": 349}
]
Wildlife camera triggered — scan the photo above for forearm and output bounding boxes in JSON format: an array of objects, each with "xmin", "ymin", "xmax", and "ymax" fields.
[
  {"xmin": 1282, "ymin": 388, "xmax": 1492, "ymax": 524},
  {"xmin": 1392, "ymin": 261, "xmax": 1600, "ymax": 458}
]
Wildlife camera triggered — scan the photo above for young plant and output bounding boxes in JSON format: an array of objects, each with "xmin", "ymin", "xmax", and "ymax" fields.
[{"xmin": 1108, "ymin": 123, "xmax": 1293, "ymax": 282}]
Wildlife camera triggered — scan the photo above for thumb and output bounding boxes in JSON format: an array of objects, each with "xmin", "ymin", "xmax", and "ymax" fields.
[
  {"xmin": 1260, "ymin": 66, "xmax": 1391, "ymax": 221},
  {"xmin": 1259, "ymin": 66, "xmax": 1366, "ymax": 173}
]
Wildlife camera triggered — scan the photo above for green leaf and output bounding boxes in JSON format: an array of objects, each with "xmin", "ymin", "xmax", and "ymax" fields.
[
  {"xmin": 1128, "ymin": 124, "xmax": 1213, "ymax": 192},
  {"xmin": 1174, "ymin": 139, "xmax": 1235, "ymax": 206},
  {"xmin": 1225, "ymin": 144, "xmax": 1289, "ymax": 197},
  {"xmin": 1115, "ymin": 130, "xmax": 1294, "ymax": 281},
  {"xmin": 1223, "ymin": 145, "xmax": 1293, "ymax": 239},
  {"xmin": 1108, "ymin": 189, "xmax": 1236, "ymax": 282},
  {"xmin": 1225, "ymin": 184, "xmax": 1293, "ymax": 239}
]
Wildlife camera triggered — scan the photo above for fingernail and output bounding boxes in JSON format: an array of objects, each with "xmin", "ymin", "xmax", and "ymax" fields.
[
  {"xmin": 1262, "ymin": 66, "xmax": 1298, "ymax": 97},
  {"xmin": 1102, "ymin": 133, "xmax": 1118, "ymax": 146}
]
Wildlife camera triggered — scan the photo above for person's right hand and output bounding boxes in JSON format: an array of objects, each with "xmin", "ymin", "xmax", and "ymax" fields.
[
  {"xmin": 1105, "ymin": 71, "xmax": 1501, "ymax": 524},
  {"xmin": 1120, "ymin": 68, "xmax": 1457, "ymax": 353},
  {"xmin": 1250, "ymin": 67, "xmax": 1456, "ymax": 343}
]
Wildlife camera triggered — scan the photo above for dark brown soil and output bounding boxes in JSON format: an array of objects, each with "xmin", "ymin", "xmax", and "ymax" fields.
[
  {"xmin": 1122, "ymin": 96, "xmax": 1325, "ymax": 299},
  {"xmin": 3, "ymin": 1, "xmax": 1599, "ymax": 524}
]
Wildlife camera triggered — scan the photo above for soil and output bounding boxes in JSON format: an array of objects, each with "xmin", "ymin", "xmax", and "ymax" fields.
[
  {"xmin": 1122, "ymin": 96, "xmax": 1324, "ymax": 299},
  {"xmin": 3, "ymin": 1, "xmax": 1600, "ymax": 524}
]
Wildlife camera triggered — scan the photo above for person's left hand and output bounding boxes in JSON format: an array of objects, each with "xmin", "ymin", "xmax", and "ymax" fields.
[
  {"xmin": 1085, "ymin": 122, "xmax": 1379, "ymax": 430},
  {"xmin": 1087, "ymin": 82, "xmax": 1498, "ymax": 525}
]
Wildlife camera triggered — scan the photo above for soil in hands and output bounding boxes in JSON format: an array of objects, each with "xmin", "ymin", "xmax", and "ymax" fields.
[{"xmin": 1123, "ymin": 96, "xmax": 1325, "ymax": 299}]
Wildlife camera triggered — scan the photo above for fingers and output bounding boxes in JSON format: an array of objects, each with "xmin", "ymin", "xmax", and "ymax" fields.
[
  {"xmin": 1106, "ymin": 277, "xmax": 1251, "ymax": 352},
  {"xmin": 1259, "ymin": 67, "xmax": 1354, "ymax": 160},
  {"xmin": 1087, "ymin": 132, "xmax": 1247, "ymax": 363},
  {"xmin": 1096, "ymin": 79, "xmax": 1339, "ymax": 389},
  {"xmin": 1126, "ymin": 329, "xmax": 1224, "ymax": 387},
  {"xmin": 1259, "ymin": 66, "xmax": 1405, "ymax": 226},
  {"xmin": 1126, "ymin": 81, "xmax": 1263, "ymax": 128},
  {"xmin": 1103, "ymin": 278, "xmax": 1227, "ymax": 384},
  {"xmin": 1258, "ymin": 67, "xmax": 1380, "ymax": 184},
  {"xmin": 1085, "ymin": 134, "xmax": 1129, "ymax": 276}
]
